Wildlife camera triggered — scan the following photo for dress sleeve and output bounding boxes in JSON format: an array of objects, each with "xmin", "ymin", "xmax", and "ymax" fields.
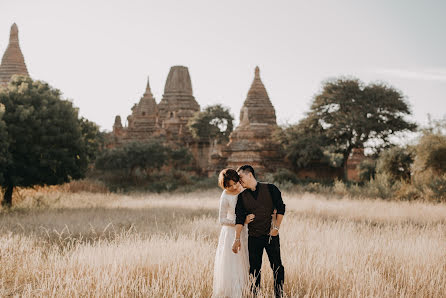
[{"xmin": 219, "ymin": 193, "xmax": 236, "ymax": 226}]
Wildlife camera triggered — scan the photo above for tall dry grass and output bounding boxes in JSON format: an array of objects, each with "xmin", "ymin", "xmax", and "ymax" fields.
[{"xmin": 1, "ymin": 189, "xmax": 446, "ymax": 297}]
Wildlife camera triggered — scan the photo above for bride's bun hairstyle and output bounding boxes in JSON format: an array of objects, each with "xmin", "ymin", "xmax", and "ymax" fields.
[{"xmin": 218, "ymin": 168, "xmax": 240, "ymax": 189}]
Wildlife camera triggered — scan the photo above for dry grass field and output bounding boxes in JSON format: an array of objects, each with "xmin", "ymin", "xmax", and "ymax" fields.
[{"xmin": 1, "ymin": 188, "xmax": 446, "ymax": 297}]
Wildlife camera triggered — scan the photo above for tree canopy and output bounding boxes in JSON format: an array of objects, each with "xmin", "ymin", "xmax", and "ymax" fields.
[
  {"xmin": 79, "ymin": 117, "xmax": 105, "ymax": 165},
  {"xmin": 187, "ymin": 104, "xmax": 234, "ymax": 143},
  {"xmin": 0, "ymin": 104, "xmax": 9, "ymax": 185},
  {"xmin": 95, "ymin": 141, "xmax": 168, "ymax": 177},
  {"xmin": 285, "ymin": 78, "xmax": 417, "ymax": 168},
  {"xmin": 0, "ymin": 76, "xmax": 87, "ymax": 207},
  {"xmin": 276, "ymin": 117, "xmax": 328, "ymax": 169}
]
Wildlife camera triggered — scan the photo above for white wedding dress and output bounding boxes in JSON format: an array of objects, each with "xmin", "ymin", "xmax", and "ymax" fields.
[{"xmin": 212, "ymin": 190, "xmax": 249, "ymax": 298}]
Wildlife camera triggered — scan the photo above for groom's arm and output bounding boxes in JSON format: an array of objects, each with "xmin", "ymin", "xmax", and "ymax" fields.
[{"xmin": 269, "ymin": 184, "xmax": 285, "ymax": 235}]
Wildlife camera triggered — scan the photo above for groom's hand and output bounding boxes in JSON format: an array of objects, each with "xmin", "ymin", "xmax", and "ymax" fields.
[
  {"xmin": 269, "ymin": 228, "xmax": 279, "ymax": 236},
  {"xmin": 232, "ymin": 239, "xmax": 241, "ymax": 254}
]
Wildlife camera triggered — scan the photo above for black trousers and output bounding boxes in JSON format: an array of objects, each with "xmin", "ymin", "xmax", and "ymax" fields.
[{"xmin": 248, "ymin": 234, "xmax": 284, "ymax": 298}]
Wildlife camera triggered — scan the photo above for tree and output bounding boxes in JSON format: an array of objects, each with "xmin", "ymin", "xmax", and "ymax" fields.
[
  {"xmin": 188, "ymin": 104, "xmax": 234, "ymax": 143},
  {"xmin": 276, "ymin": 117, "xmax": 328, "ymax": 169},
  {"xmin": 95, "ymin": 141, "xmax": 168, "ymax": 178},
  {"xmin": 376, "ymin": 146, "xmax": 414, "ymax": 181},
  {"xmin": 306, "ymin": 77, "xmax": 416, "ymax": 167},
  {"xmin": 413, "ymin": 133, "xmax": 446, "ymax": 177},
  {"xmin": 0, "ymin": 104, "xmax": 9, "ymax": 185},
  {"xmin": 79, "ymin": 117, "xmax": 105, "ymax": 165},
  {"xmin": 0, "ymin": 76, "xmax": 87, "ymax": 207}
]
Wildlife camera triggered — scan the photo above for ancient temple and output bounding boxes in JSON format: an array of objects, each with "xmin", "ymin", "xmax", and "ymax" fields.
[
  {"xmin": 111, "ymin": 66, "xmax": 200, "ymax": 146},
  {"xmin": 222, "ymin": 66, "xmax": 284, "ymax": 175},
  {"xmin": 158, "ymin": 65, "xmax": 200, "ymax": 141},
  {"xmin": 0, "ymin": 23, "xmax": 29, "ymax": 86}
]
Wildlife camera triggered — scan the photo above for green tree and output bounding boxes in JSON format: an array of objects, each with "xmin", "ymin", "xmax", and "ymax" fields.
[
  {"xmin": 276, "ymin": 117, "xmax": 327, "ymax": 169},
  {"xmin": 188, "ymin": 104, "xmax": 234, "ymax": 143},
  {"xmin": 95, "ymin": 141, "xmax": 167, "ymax": 178},
  {"xmin": 167, "ymin": 145, "xmax": 193, "ymax": 170},
  {"xmin": 306, "ymin": 77, "xmax": 416, "ymax": 167},
  {"xmin": 0, "ymin": 76, "xmax": 87, "ymax": 207},
  {"xmin": 79, "ymin": 117, "xmax": 105, "ymax": 165},
  {"xmin": 0, "ymin": 104, "xmax": 9, "ymax": 185},
  {"xmin": 376, "ymin": 146, "xmax": 414, "ymax": 181}
]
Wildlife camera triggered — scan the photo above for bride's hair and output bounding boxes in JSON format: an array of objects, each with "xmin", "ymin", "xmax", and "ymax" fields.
[{"xmin": 218, "ymin": 168, "xmax": 240, "ymax": 189}]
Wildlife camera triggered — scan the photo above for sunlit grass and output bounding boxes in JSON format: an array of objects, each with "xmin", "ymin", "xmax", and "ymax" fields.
[{"xmin": 1, "ymin": 189, "xmax": 445, "ymax": 297}]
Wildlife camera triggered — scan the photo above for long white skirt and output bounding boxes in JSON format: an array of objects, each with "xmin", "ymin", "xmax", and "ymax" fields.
[{"xmin": 212, "ymin": 225, "xmax": 249, "ymax": 298}]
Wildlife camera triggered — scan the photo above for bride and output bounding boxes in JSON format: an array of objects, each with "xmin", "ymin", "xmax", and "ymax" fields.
[{"xmin": 212, "ymin": 168, "xmax": 255, "ymax": 298}]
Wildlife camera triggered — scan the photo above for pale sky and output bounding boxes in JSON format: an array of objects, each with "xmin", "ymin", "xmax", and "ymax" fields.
[{"xmin": 1, "ymin": 0, "xmax": 445, "ymax": 141}]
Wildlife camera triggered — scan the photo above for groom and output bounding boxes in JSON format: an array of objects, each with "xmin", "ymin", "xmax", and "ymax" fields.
[{"xmin": 232, "ymin": 165, "xmax": 285, "ymax": 298}]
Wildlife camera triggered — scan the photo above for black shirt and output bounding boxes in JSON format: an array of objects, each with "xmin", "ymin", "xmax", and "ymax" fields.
[{"xmin": 235, "ymin": 182, "xmax": 286, "ymax": 226}]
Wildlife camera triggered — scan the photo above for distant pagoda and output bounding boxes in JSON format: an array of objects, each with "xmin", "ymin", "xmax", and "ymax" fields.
[
  {"xmin": 0, "ymin": 23, "xmax": 29, "ymax": 86},
  {"xmin": 158, "ymin": 66, "xmax": 200, "ymax": 140},
  {"xmin": 223, "ymin": 66, "xmax": 284, "ymax": 175},
  {"xmin": 111, "ymin": 65, "xmax": 200, "ymax": 145}
]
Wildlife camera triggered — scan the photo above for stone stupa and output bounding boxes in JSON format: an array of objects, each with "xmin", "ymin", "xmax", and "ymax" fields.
[
  {"xmin": 126, "ymin": 77, "xmax": 159, "ymax": 134},
  {"xmin": 224, "ymin": 66, "xmax": 283, "ymax": 175},
  {"xmin": 158, "ymin": 66, "xmax": 200, "ymax": 140},
  {"xmin": 0, "ymin": 23, "xmax": 29, "ymax": 86}
]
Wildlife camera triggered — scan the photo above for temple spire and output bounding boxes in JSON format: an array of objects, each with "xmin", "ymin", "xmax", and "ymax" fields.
[
  {"xmin": 254, "ymin": 66, "xmax": 260, "ymax": 79},
  {"xmin": 143, "ymin": 76, "xmax": 154, "ymax": 99},
  {"xmin": 239, "ymin": 66, "xmax": 277, "ymax": 125},
  {"xmin": 246, "ymin": 66, "xmax": 269, "ymax": 102},
  {"xmin": 0, "ymin": 23, "xmax": 29, "ymax": 85},
  {"xmin": 10, "ymin": 23, "xmax": 19, "ymax": 43}
]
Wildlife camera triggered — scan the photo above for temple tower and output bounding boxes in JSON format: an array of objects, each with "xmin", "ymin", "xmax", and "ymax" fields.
[
  {"xmin": 224, "ymin": 66, "xmax": 283, "ymax": 175},
  {"xmin": 158, "ymin": 66, "xmax": 200, "ymax": 140},
  {"xmin": 0, "ymin": 23, "xmax": 29, "ymax": 86},
  {"xmin": 126, "ymin": 77, "xmax": 159, "ymax": 134}
]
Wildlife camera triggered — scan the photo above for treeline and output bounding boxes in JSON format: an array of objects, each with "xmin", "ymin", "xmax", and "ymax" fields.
[
  {"xmin": 267, "ymin": 121, "xmax": 446, "ymax": 201},
  {"xmin": 1, "ymin": 75, "xmax": 445, "ymax": 207}
]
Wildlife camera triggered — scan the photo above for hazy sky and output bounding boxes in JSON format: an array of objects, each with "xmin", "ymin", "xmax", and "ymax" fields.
[{"xmin": 1, "ymin": 0, "xmax": 445, "ymax": 139}]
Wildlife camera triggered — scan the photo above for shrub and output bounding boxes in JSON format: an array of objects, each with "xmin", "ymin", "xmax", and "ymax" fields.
[
  {"xmin": 363, "ymin": 172, "xmax": 396, "ymax": 199},
  {"xmin": 376, "ymin": 146, "xmax": 414, "ymax": 182},
  {"xmin": 270, "ymin": 168, "xmax": 298, "ymax": 184},
  {"xmin": 359, "ymin": 159, "xmax": 376, "ymax": 181},
  {"xmin": 412, "ymin": 133, "xmax": 446, "ymax": 181}
]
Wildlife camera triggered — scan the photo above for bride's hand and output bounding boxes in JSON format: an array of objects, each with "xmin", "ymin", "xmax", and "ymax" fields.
[
  {"xmin": 232, "ymin": 239, "xmax": 241, "ymax": 254},
  {"xmin": 245, "ymin": 214, "xmax": 255, "ymax": 224}
]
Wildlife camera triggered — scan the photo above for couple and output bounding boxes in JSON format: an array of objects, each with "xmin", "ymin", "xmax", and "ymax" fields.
[{"xmin": 213, "ymin": 165, "xmax": 285, "ymax": 298}]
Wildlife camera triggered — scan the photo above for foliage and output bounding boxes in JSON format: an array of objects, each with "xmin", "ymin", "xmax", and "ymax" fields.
[
  {"xmin": 0, "ymin": 76, "xmax": 87, "ymax": 207},
  {"xmin": 376, "ymin": 146, "xmax": 414, "ymax": 181},
  {"xmin": 276, "ymin": 117, "xmax": 328, "ymax": 169},
  {"xmin": 188, "ymin": 104, "xmax": 234, "ymax": 143},
  {"xmin": 0, "ymin": 104, "xmax": 9, "ymax": 185},
  {"xmin": 412, "ymin": 133, "xmax": 446, "ymax": 177},
  {"xmin": 269, "ymin": 168, "xmax": 298, "ymax": 184},
  {"xmin": 305, "ymin": 77, "xmax": 417, "ymax": 167},
  {"xmin": 79, "ymin": 117, "xmax": 105, "ymax": 164},
  {"xmin": 167, "ymin": 145, "xmax": 194, "ymax": 170},
  {"xmin": 94, "ymin": 140, "xmax": 197, "ymax": 190},
  {"xmin": 358, "ymin": 159, "xmax": 376, "ymax": 181},
  {"xmin": 95, "ymin": 141, "xmax": 167, "ymax": 178}
]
